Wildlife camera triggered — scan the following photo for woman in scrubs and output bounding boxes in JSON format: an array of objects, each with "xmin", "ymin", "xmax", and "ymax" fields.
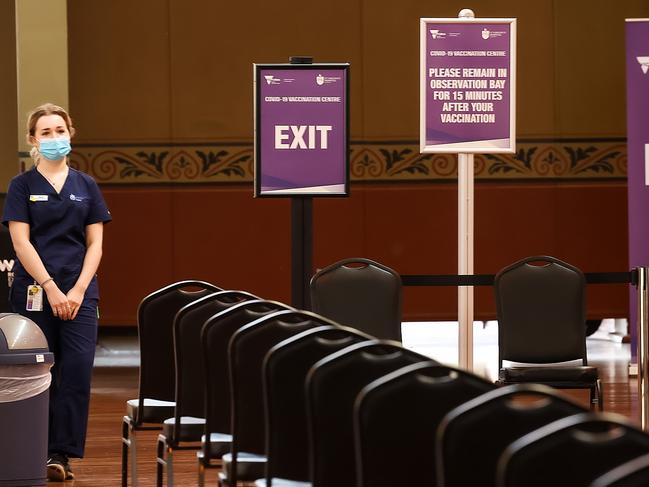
[{"xmin": 2, "ymin": 103, "xmax": 111, "ymax": 481}]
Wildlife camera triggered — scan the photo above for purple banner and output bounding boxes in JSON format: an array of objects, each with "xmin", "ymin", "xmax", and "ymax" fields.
[
  {"xmin": 626, "ymin": 20, "xmax": 649, "ymax": 362},
  {"xmin": 420, "ymin": 19, "xmax": 516, "ymax": 153},
  {"xmin": 255, "ymin": 64, "xmax": 349, "ymax": 196}
]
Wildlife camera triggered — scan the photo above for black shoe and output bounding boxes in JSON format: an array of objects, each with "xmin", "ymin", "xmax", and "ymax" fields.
[{"xmin": 47, "ymin": 453, "xmax": 75, "ymax": 481}]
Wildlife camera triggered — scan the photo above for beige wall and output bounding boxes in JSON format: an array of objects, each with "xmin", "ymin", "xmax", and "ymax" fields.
[
  {"xmin": 67, "ymin": 0, "xmax": 649, "ymax": 144},
  {"xmin": 553, "ymin": 0, "xmax": 646, "ymax": 137},
  {"xmin": 15, "ymin": 0, "xmax": 69, "ymax": 173}
]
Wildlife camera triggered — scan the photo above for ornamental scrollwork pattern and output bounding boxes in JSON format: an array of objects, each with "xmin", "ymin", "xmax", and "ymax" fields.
[{"xmin": 66, "ymin": 140, "xmax": 626, "ymax": 184}]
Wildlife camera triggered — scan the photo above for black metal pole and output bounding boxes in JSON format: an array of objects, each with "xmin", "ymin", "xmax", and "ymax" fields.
[{"xmin": 291, "ymin": 197, "xmax": 313, "ymax": 309}]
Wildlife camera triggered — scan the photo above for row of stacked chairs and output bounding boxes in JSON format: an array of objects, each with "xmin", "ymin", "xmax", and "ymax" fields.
[{"xmin": 120, "ymin": 257, "xmax": 647, "ymax": 487}]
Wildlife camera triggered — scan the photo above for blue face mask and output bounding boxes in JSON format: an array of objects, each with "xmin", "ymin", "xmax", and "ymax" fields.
[{"xmin": 38, "ymin": 137, "xmax": 72, "ymax": 161}]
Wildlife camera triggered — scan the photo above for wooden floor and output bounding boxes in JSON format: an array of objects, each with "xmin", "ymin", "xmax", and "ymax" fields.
[{"xmin": 52, "ymin": 350, "xmax": 639, "ymax": 486}]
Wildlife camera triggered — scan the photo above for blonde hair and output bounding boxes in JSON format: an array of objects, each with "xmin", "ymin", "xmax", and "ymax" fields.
[{"xmin": 26, "ymin": 103, "xmax": 75, "ymax": 162}]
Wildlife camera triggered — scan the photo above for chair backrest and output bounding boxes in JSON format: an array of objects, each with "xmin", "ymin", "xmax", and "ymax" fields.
[
  {"xmin": 310, "ymin": 257, "xmax": 402, "ymax": 341},
  {"xmin": 495, "ymin": 255, "xmax": 587, "ymax": 365},
  {"xmin": 136, "ymin": 280, "xmax": 221, "ymax": 423},
  {"xmin": 201, "ymin": 299, "xmax": 294, "ymax": 461},
  {"xmin": 497, "ymin": 413, "xmax": 649, "ymax": 487},
  {"xmin": 307, "ymin": 340, "xmax": 432, "ymax": 487},
  {"xmin": 170, "ymin": 290, "xmax": 257, "ymax": 444},
  {"xmin": 436, "ymin": 383, "xmax": 586, "ymax": 487},
  {"xmin": 228, "ymin": 310, "xmax": 330, "ymax": 483},
  {"xmin": 590, "ymin": 452, "xmax": 649, "ymax": 487},
  {"xmin": 264, "ymin": 325, "xmax": 373, "ymax": 483},
  {"xmin": 355, "ymin": 361, "xmax": 495, "ymax": 487}
]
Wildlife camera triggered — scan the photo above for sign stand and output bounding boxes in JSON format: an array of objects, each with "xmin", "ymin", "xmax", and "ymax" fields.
[
  {"xmin": 254, "ymin": 56, "xmax": 349, "ymax": 309},
  {"xmin": 458, "ymin": 151, "xmax": 474, "ymax": 370},
  {"xmin": 288, "ymin": 56, "xmax": 315, "ymax": 310},
  {"xmin": 457, "ymin": 8, "xmax": 475, "ymax": 372},
  {"xmin": 420, "ymin": 8, "xmax": 516, "ymax": 370}
]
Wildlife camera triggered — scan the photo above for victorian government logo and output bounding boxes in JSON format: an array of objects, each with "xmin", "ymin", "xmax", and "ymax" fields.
[
  {"xmin": 264, "ymin": 75, "xmax": 281, "ymax": 85},
  {"xmin": 637, "ymin": 56, "xmax": 649, "ymax": 74},
  {"xmin": 429, "ymin": 29, "xmax": 447, "ymax": 39}
]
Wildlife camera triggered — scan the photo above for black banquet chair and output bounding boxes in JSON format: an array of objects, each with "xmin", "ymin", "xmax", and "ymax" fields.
[
  {"xmin": 306, "ymin": 340, "xmax": 432, "ymax": 487},
  {"xmin": 221, "ymin": 310, "xmax": 339, "ymax": 486},
  {"xmin": 199, "ymin": 299, "xmax": 294, "ymax": 486},
  {"xmin": 310, "ymin": 257, "xmax": 402, "ymax": 341},
  {"xmin": 497, "ymin": 413, "xmax": 649, "ymax": 487},
  {"xmin": 121, "ymin": 280, "xmax": 221, "ymax": 487},
  {"xmin": 355, "ymin": 361, "xmax": 495, "ymax": 487},
  {"xmin": 494, "ymin": 255, "xmax": 602, "ymax": 410},
  {"xmin": 590, "ymin": 452, "xmax": 649, "ymax": 487},
  {"xmin": 155, "ymin": 290, "xmax": 258, "ymax": 487},
  {"xmin": 436, "ymin": 383, "xmax": 586, "ymax": 487},
  {"xmin": 257, "ymin": 324, "xmax": 373, "ymax": 486}
]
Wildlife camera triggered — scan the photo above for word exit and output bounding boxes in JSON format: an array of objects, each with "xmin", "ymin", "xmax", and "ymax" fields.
[{"xmin": 275, "ymin": 125, "xmax": 333, "ymax": 149}]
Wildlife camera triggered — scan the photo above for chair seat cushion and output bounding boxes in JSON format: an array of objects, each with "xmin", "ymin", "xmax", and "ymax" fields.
[
  {"xmin": 201, "ymin": 432, "xmax": 233, "ymax": 457},
  {"xmin": 162, "ymin": 416, "xmax": 205, "ymax": 442},
  {"xmin": 126, "ymin": 398, "xmax": 175, "ymax": 424},
  {"xmin": 499, "ymin": 366, "xmax": 598, "ymax": 385},
  {"xmin": 222, "ymin": 451, "xmax": 267, "ymax": 481}
]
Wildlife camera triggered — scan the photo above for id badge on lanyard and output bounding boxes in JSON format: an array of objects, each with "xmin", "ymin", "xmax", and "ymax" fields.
[{"xmin": 26, "ymin": 283, "xmax": 43, "ymax": 311}]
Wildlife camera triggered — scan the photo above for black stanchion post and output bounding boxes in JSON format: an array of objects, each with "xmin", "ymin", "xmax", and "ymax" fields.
[{"xmin": 291, "ymin": 197, "xmax": 313, "ymax": 309}]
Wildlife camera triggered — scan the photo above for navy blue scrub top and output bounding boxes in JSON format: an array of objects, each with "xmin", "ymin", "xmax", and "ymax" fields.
[{"xmin": 1, "ymin": 167, "xmax": 112, "ymax": 299}]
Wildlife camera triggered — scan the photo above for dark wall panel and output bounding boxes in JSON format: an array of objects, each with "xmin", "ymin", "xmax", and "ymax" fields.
[{"xmin": 98, "ymin": 182, "xmax": 628, "ymax": 325}]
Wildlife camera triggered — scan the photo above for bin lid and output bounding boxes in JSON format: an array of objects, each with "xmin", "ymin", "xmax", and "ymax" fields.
[{"xmin": 0, "ymin": 313, "xmax": 53, "ymax": 365}]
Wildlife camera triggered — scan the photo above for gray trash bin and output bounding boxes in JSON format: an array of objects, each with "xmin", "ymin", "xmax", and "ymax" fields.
[{"xmin": 0, "ymin": 313, "xmax": 54, "ymax": 487}]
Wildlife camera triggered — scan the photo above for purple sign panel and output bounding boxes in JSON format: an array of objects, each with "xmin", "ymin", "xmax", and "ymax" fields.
[
  {"xmin": 254, "ymin": 64, "xmax": 349, "ymax": 197},
  {"xmin": 420, "ymin": 18, "xmax": 516, "ymax": 153},
  {"xmin": 626, "ymin": 19, "xmax": 649, "ymax": 362}
]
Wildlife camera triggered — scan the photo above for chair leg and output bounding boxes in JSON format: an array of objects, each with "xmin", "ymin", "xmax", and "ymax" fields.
[
  {"xmin": 121, "ymin": 417, "xmax": 130, "ymax": 487},
  {"xmin": 156, "ymin": 434, "xmax": 178, "ymax": 487},
  {"xmin": 156, "ymin": 435, "xmax": 166, "ymax": 487},
  {"xmin": 129, "ymin": 425, "xmax": 138, "ymax": 487},
  {"xmin": 590, "ymin": 380, "xmax": 604, "ymax": 412},
  {"xmin": 167, "ymin": 447, "xmax": 174, "ymax": 487},
  {"xmin": 198, "ymin": 454, "xmax": 205, "ymax": 487},
  {"xmin": 597, "ymin": 378, "xmax": 604, "ymax": 412}
]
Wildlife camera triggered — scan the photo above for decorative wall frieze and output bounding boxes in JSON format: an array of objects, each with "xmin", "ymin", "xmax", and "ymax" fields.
[{"xmin": 62, "ymin": 139, "xmax": 626, "ymax": 184}]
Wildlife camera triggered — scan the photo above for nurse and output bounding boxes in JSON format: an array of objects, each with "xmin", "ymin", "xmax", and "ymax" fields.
[{"xmin": 1, "ymin": 103, "xmax": 111, "ymax": 481}]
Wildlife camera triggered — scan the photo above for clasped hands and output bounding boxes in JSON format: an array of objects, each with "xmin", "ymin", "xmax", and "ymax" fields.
[{"xmin": 44, "ymin": 282, "xmax": 84, "ymax": 320}]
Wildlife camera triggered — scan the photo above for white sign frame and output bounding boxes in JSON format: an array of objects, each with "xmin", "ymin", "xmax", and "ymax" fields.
[{"xmin": 420, "ymin": 17, "xmax": 517, "ymax": 154}]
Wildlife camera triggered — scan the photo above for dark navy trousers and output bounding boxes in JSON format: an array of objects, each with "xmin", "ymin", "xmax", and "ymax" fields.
[{"xmin": 10, "ymin": 283, "xmax": 97, "ymax": 458}]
